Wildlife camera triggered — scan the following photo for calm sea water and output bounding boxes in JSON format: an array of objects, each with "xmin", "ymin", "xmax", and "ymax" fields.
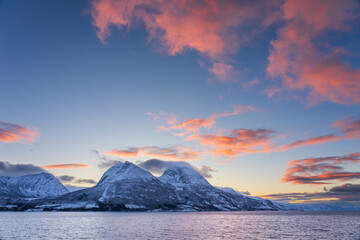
[{"xmin": 0, "ymin": 211, "xmax": 359, "ymax": 239}]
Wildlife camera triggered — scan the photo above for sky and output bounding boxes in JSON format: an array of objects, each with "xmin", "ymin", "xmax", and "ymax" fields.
[{"xmin": 1, "ymin": 0, "xmax": 360, "ymax": 206}]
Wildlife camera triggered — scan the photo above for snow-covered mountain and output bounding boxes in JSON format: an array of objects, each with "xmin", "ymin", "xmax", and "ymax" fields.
[
  {"xmin": 0, "ymin": 172, "xmax": 69, "ymax": 198},
  {"xmin": 1, "ymin": 161, "xmax": 354, "ymax": 212},
  {"xmin": 94, "ymin": 161, "xmax": 181, "ymax": 209},
  {"xmin": 0, "ymin": 161, "xmax": 281, "ymax": 211},
  {"xmin": 158, "ymin": 164, "xmax": 279, "ymax": 211}
]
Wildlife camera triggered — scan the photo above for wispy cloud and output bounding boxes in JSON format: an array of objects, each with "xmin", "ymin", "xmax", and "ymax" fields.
[
  {"xmin": 146, "ymin": 112, "xmax": 177, "ymax": 125},
  {"xmin": 198, "ymin": 165, "xmax": 215, "ymax": 178},
  {"xmin": 57, "ymin": 175, "xmax": 96, "ymax": 186},
  {"xmin": 42, "ymin": 164, "xmax": 91, "ymax": 169},
  {"xmin": 282, "ymin": 153, "xmax": 360, "ymax": 185},
  {"xmin": 281, "ymin": 116, "xmax": 360, "ymax": 150},
  {"xmin": 91, "ymin": 149, "xmax": 122, "ymax": 169},
  {"xmin": 75, "ymin": 178, "xmax": 97, "ymax": 184},
  {"xmin": 57, "ymin": 175, "xmax": 76, "ymax": 182},
  {"xmin": 106, "ymin": 146, "xmax": 201, "ymax": 161},
  {"xmin": 267, "ymin": 0, "xmax": 360, "ymax": 105},
  {"xmin": 208, "ymin": 63, "xmax": 238, "ymax": 82},
  {"xmin": 137, "ymin": 158, "xmax": 214, "ymax": 178},
  {"xmin": 0, "ymin": 122, "xmax": 38, "ymax": 144},
  {"xmin": 242, "ymin": 78, "xmax": 260, "ymax": 90}
]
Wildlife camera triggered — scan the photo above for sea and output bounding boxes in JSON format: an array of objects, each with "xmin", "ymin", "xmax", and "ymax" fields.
[{"xmin": 0, "ymin": 211, "xmax": 359, "ymax": 239}]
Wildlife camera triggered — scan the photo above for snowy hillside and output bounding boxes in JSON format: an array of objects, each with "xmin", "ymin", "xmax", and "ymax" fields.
[{"xmin": 0, "ymin": 172, "xmax": 69, "ymax": 198}]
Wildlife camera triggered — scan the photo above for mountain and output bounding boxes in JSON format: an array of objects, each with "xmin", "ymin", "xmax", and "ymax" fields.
[
  {"xmin": 11, "ymin": 162, "xmax": 180, "ymax": 211},
  {"xmin": 0, "ymin": 172, "xmax": 69, "ymax": 198},
  {"xmin": 159, "ymin": 164, "xmax": 279, "ymax": 211},
  {"xmin": 1, "ymin": 161, "xmax": 355, "ymax": 212},
  {"xmin": 0, "ymin": 161, "xmax": 280, "ymax": 211},
  {"xmin": 94, "ymin": 162, "xmax": 181, "ymax": 209}
]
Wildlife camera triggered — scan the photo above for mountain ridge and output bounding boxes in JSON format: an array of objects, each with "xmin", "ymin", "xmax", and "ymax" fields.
[{"xmin": 0, "ymin": 160, "xmax": 350, "ymax": 212}]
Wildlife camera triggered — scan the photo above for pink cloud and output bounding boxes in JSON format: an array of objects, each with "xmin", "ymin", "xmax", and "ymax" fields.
[
  {"xmin": 90, "ymin": 0, "xmax": 281, "ymax": 80},
  {"xmin": 187, "ymin": 128, "xmax": 276, "ymax": 157},
  {"xmin": 267, "ymin": 0, "xmax": 360, "ymax": 105},
  {"xmin": 0, "ymin": 122, "xmax": 38, "ymax": 144},
  {"xmin": 282, "ymin": 153, "xmax": 360, "ymax": 184},
  {"xmin": 209, "ymin": 63, "xmax": 238, "ymax": 82},
  {"xmin": 243, "ymin": 78, "xmax": 260, "ymax": 90},
  {"xmin": 105, "ymin": 148, "xmax": 139, "ymax": 158},
  {"xmin": 159, "ymin": 117, "xmax": 215, "ymax": 134}
]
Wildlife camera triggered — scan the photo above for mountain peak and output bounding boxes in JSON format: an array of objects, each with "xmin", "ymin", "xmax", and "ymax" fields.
[{"xmin": 97, "ymin": 161, "xmax": 155, "ymax": 185}]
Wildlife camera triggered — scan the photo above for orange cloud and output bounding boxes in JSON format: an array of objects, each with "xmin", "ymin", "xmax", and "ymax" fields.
[
  {"xmin": 105, "ymin": 148, "xmax": 139, "ymax": 158},
  {"xmin": 267, "ymin": 0, "xmax": 360, "ymax": 105},
  {"xmin": 42, "ymin": 164, "xmax": 91, "ymax": 169},
  {"xmin": 105, "ymin": 146, "xmax": 200, "ymax": 161},
  {"xmin": 90, "ymin": 0, "xmax": 281, "ymax": 80},
  {"xmin": 281, "ymin": 116, "xmax": 360, "ymax": 150},
  {"xmin": 148, "ymin": 106, "xmax": 265, "ymax": 158},
  {"xmin": 187, "ymin": 128, "xmax": 276, "ymax": 157},
  {"xmin": 159, "ymin": 117, "xmax": 215, "ymax": 134},
  {"xmin": 0, "ymin": 122, "xmax": 38, "ymax": 144},
  {"xmin": 154, "ymin": 105, "xmax": 257, "ymax": 135},
  {"xmin": 282, "ymin": 153, "xmax": 360, "ymax": 184}
]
